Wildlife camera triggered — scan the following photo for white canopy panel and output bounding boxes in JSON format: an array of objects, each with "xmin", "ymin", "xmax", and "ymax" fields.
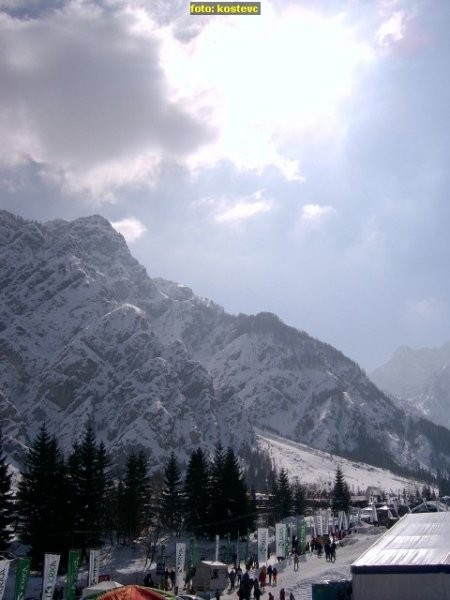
[{"xmin": 352, "ymin": 512, "xmax": 450, "ymax": 574}]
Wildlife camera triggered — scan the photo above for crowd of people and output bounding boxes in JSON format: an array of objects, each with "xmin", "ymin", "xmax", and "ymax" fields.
[
  {"xmin": 141, "ymin": 535, "xmax": 339, "ymax": 600},
  {"xmin": 226, "ymin": 537, "xmax": 338, "ymax": 600}
]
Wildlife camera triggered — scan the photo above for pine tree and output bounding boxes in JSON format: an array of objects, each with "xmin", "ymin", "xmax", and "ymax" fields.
[
  {"xmin": 183, "ymin": 448, "xmax": 210, "ymax": 536},
  {"xmin": 0, "ymin": 431, "xmax": 14, "ymax": 548},
  {"xmin": 275, "ymin": 468, "xmax": 292, "ymax": 520},
  {"xmin": 160, "ymin": 452, "xmax": 183, "ymax": 535},
  {"xmin": 16, "ymin": 424, "xmax": 68, "ymax": 566},
  {"xmin": 331, "ymin": 465, "xmax": 351, "ymax": 513},
  {"xmin": 67, "ymin": 423, "xmax": 112, "ymax": 554},
  {"xmin": 117, "ymin": 450, "xmax": 152, "ymax": 542},
  {"xmin": 221, "ymin": 447, "xmax": 254, "ymax": 537},
  {"xmin": 206, "ymin": 443, "xmax": 226, "ymax": 537},
  {"xmin": 292, "ymin": 479, "xmax": 306, "ymax": 516}
]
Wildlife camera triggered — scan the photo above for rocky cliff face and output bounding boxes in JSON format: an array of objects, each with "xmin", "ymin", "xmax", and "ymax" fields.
[
  {"xmin": 0, "ymin": 211, "xmax": 251, "ymax": 470},
  {"xmin": 1, "ymin": 210, "xmax": 449, "ymax": 476}
]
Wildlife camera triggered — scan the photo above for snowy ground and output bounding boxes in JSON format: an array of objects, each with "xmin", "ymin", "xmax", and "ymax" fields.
[
  {"xmin": 11, "ymin": 527, "xmax": 383, "ymax": 599},
  {"xmin": 6, "ymin": 431, "xmax": 411, "ymax": 598},
  {"xmin": 248, "ymin": 530, "xmax": 380, "ymax": 600}
]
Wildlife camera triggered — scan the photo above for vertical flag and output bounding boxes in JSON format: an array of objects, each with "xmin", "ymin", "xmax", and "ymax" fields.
[
  {"xmin": 189, "ymin": 538, "xmax": 195, "ymax": 569},
  {"xmin": 65, "ymin": 549, "xmax": 82, "ymax": 600},
  {"xmin": 245, "ymin": 530, "xmax": 250, "ymax": 563},
  {"xmin": 175, "ymin": 543, "xmax": 186, "ymax": 590},
  {"xmin": 14, "ymin": 557, "xmax": 31, "ymax": 600},
  {"xmin": 215, "ymin": 535, "xmax": 220, "ymax": 561},
  {"xmin": 0, "ymin": 559, "xmax": 10, "ymax": 600},
  {"xmin": 299, "ymin": 520, "xmax": 306, "ymax": 554},
  {"xmin": 372, "ymin": 503, "xmax": 378, "ymax": 524},
  {"xmin": 88, "ymin": 549, "xmax": 100, "ymax": 586},
  {"xmin": 342, "ymin": 512, "xmax": 348, "ymax": 531},
  {"xmin": 275, "ymin": 523, "xmax": 286, "ymax": 559},
  {"xmin": 41, "ymin": 553, "xmax": 60, "ymax": 600},
  {"xmin": 316, "ymin": 514, "xmax": 323, "ymax": 536},
  {"xmin": 257, "ymin": 528, "xmax": 268, "ymax": 566},
  {"xmin": 323, "ymin": 512, "xmax": 329, "ymax": 536}
]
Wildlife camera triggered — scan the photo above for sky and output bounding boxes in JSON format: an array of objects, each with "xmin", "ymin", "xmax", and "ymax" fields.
[{"xmin": 0, "ymin": 0, "xmax": 449, "ymax": 371}]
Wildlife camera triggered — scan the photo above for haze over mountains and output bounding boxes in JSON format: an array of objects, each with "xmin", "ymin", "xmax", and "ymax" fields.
[
  {"xmin": 1, "ymin": 210, "xmax": 449, "ymax": 479},
  {"xmin": 370, "ymin": 343, "xmax": 450, "ymax": 431}
]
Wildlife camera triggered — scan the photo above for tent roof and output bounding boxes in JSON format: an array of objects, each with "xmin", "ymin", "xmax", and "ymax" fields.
[
  {"xmin": 82, "ymin": 581, "xmax": 124, "ymax": 597},
  {"xmin": 351, "ymin": 512, "xmax": 450, "ymax": 574},
  {"xmin": 95, "ymin": 585, "xmax": 171, "ymax": 600}
]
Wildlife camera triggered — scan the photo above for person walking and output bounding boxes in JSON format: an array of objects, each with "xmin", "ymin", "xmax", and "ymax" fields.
[
  {"xmin": 229, "ymin": 568, "xmax": 236, "ymax": 590},
  {"xmin": 272, "ymin": 566, "xmax": 278, "ymax": 585},
  {"xmin": 258, "ymin": 565, "xmax": 267, "ymax": 591}
]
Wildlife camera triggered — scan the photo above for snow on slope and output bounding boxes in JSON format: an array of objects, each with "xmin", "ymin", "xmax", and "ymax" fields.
[{"xmin": 257, "ymin": 431, "xmax": 422, "ymax": 494}]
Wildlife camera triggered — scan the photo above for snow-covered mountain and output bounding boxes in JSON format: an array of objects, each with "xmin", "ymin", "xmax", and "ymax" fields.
[
  {"xmin": 370, "ymin": 344, "xmax": 450, "ymax": 430},
  {"xmin": 1, "ymin": 210, "xmax": 450, "ymax": 477},
  {"xmin": 0, "ymin": 211, "xmax": 251, "ymax": 469}
]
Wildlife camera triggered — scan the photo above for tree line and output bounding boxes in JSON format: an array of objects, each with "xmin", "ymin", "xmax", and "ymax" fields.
[
  {"xmin": 0, "ymin": 425, "xmax": 260, "ymax": 566},
  {"xmin": 2, "ymin": 425, "xmax": 447, "ymax": 568}
]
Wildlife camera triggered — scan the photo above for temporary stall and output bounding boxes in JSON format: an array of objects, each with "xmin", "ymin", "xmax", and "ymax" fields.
[
  {"xmin": 351, "ymin": 512, "xmax": 450, "ymax": 600},
  {"xmin": 191, "ymin": 561, "xmax": 228, "ymax": 592}
]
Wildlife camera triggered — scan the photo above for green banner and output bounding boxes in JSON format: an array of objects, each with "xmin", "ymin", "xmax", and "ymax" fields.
[
  {"xmin": 65, "ymin": 550, "xmax": 82, "ymax": 600},
  {"xmin": 14, "ymin": 557, "xmax": 31, "ymax": 600},
  {"xmin": 299, "ymin": 520, "xmax": 307, "ymax": 554},
  {"xmin": 189, "ymin": 538, "xmax": 194, "ymax": 568}
]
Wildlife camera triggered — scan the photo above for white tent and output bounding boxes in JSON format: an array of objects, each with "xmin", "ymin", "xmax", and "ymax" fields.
[
  {"xmin": 82, "ymin": 580, "xmax": 124, "ymax": 598},
  {"xmin": 351, "ymin": 512, "xmax": 450, "ymax": 600},
  {"xmin": 191, "ymin": 560, "xmax": 228, "ymax": 592}
]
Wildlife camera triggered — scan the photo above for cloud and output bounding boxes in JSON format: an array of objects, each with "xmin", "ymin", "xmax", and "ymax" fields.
[
  {"xmin": 376, "ymin": 11, "xmax": 406, "ymax": 47},
  {"xmin": 110, "ymin": 217, "xmax": 147, "ymax": 243},
  {"xmin": 214, "ymin": 192, "xmax": 272, "ymax": 224},
  {"xmin": 0, "ymin": 2, "xmax": 213, "ymax": 200},
  {"xmin": 300, "ymin": 203, "xmax": 336, "ymax": 225}
]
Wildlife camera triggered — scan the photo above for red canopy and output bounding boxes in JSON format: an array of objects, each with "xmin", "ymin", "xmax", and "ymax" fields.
[{"xmin": 99, "ymin": 586, "xmax": 170, "ymax": 600}]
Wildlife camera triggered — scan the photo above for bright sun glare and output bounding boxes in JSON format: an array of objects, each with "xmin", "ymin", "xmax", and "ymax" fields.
[{"xmin": 161, "ymin": 3, "xmax": 374, "ymax": 176}]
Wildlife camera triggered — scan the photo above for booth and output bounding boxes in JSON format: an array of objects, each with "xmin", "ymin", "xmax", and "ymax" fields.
[{"xmin": 192, "ymin": 561, "xmax": 228, "ymax": 592}]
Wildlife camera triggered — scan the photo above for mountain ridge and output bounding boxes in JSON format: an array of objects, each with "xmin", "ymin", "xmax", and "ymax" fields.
[{"xmin": 1, "ymin": 209, "xmax": 449, "ymax": 479}]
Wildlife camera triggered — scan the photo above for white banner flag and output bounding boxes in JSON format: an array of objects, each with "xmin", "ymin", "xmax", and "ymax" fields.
[
  {"xmin": 372, "ymin": 504, "xmax": 378, "ymax": 524},
  {"xmin": 343, "ymin": 512, "xmax": 349, "ymax": 530},
  {"xmin": 215, "ymin": 535, "xmax": 220, "ymax": 561},
  {"xmin": 323, "ymin": 512, "xmax": 329, "ymax": 536},
  {"xmin": 275, "ymin": 523, "xmax": 287, "ymax": 559},
  {"xmin": 175, "ymin": 543, "xmax": 186, "ymax": 590},
  {"xmin": 0, "ymin": 559, "xmax": 10, "ymax": 600},
  {"xmin": 316, "ymin": 514, "xmax": 323, "ymax": 536},
  {"xmin": 41, "ymin": 553, "xmax": 60, "ymax": 600},
  {"xmin": 257, "ymin": 528, "xmax": 268, "ymax": 565},
  {"xmin": 89, "ymin": 549, "xmax": 100, "ymax": 586}
]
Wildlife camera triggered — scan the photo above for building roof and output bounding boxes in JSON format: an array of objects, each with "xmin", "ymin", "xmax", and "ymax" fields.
[{"xmin": 351, "ymin": 512, "xmax": 450, "ymax": 574}]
